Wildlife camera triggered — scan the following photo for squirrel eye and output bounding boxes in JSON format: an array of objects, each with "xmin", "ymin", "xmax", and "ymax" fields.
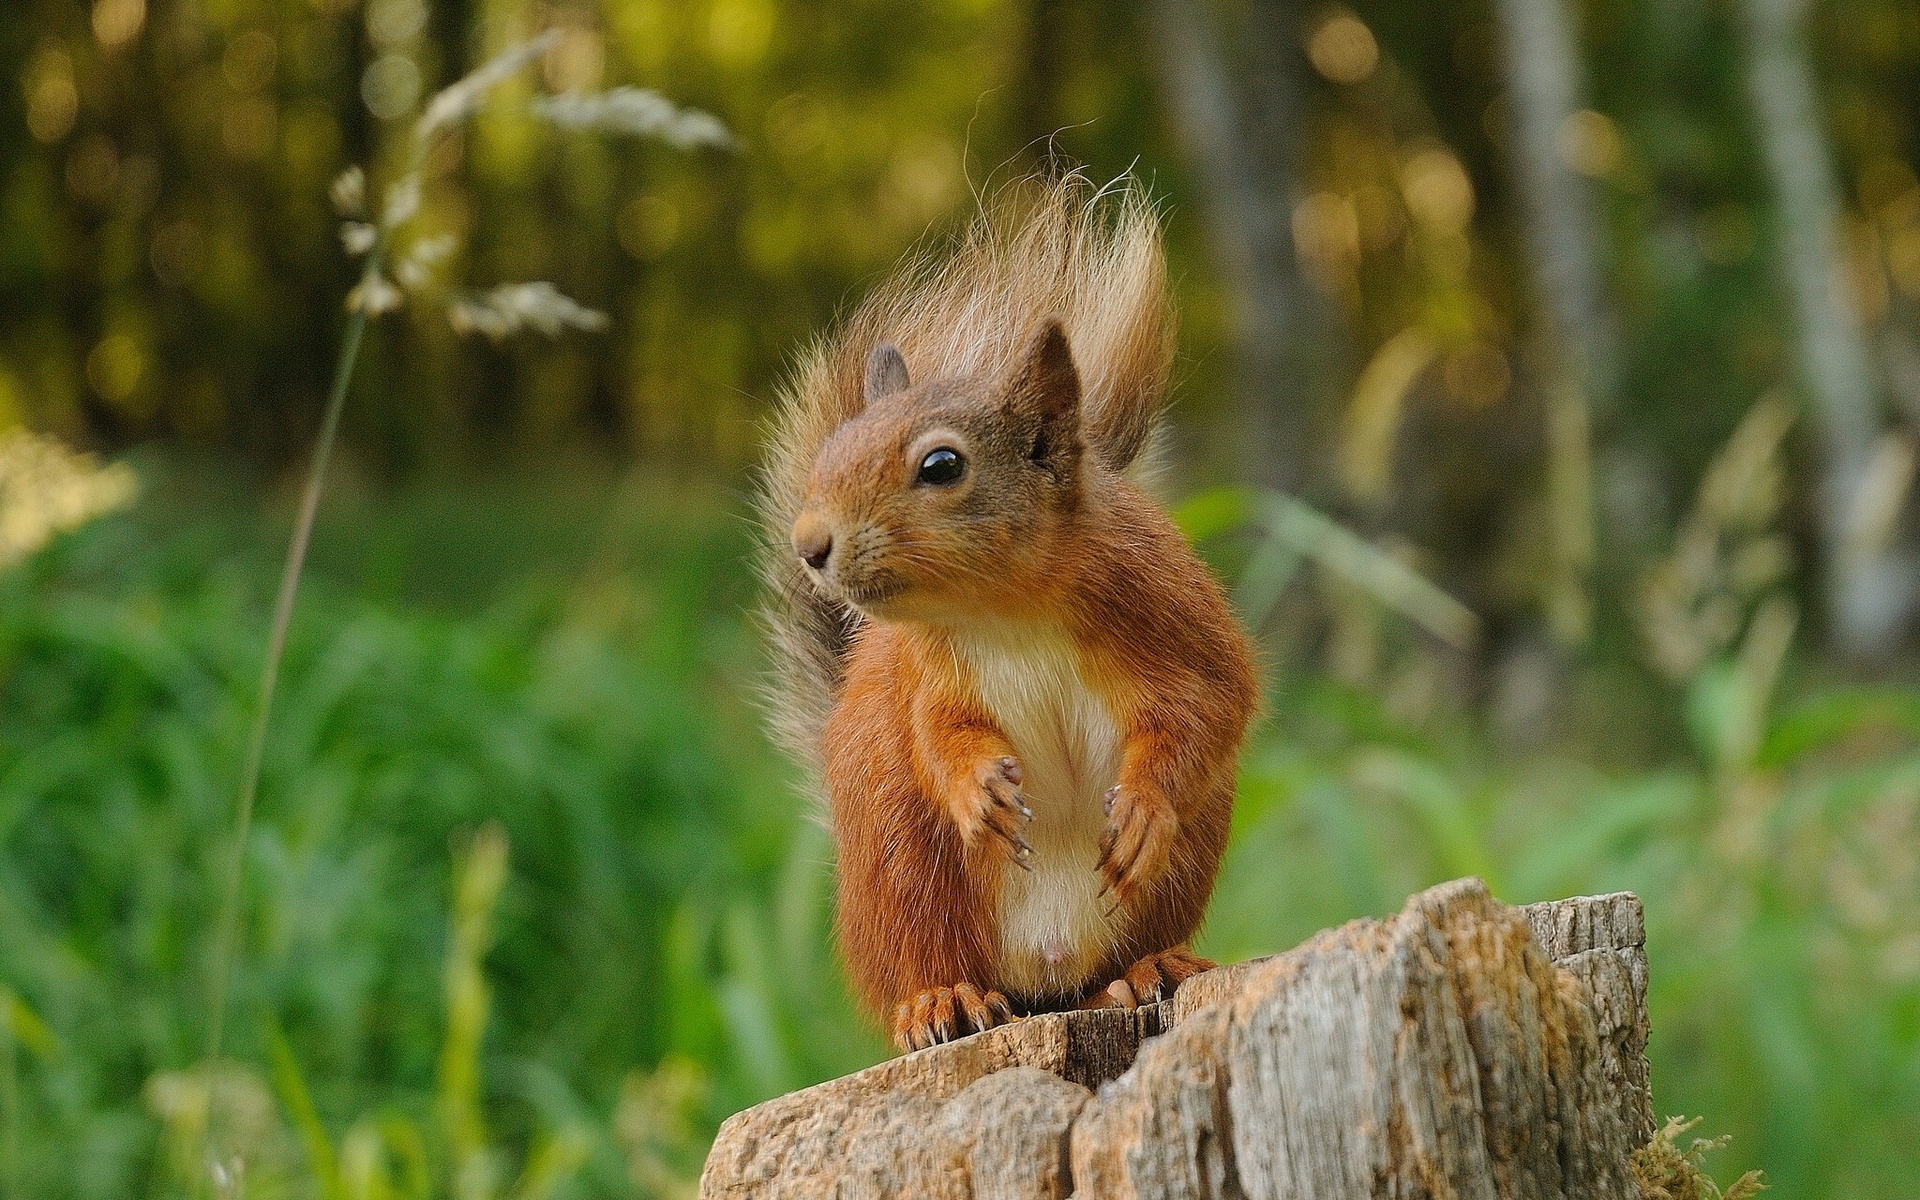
[{"xmin": 916, "ymin": 447, "xmax": 966, "ymax": 486}]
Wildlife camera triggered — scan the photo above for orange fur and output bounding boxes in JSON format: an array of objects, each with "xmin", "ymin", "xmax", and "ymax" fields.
[
  {"xmin": 758, "ymin": 175, "xmax": 1257, "ymax": 1051},
  {"xmin": 823, "ymin": 477, "xmax": 1253, "ymax": 1023}
]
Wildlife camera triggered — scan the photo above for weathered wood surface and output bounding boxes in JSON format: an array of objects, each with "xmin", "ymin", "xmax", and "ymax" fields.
[{"xmin": 700, "ymin": 878, "xmax": 1652, "ymax": 1199}]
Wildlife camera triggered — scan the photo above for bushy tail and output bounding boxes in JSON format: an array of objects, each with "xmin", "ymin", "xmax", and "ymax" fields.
[{"xmin": 756, "ymin": 173, "xmax": 1174, "ymax": 773}]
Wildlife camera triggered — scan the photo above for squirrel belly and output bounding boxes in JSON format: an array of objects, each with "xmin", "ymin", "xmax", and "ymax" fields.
[{"xmin": 948, "ymin": 620, "xmax": 1125, "ymax": 998}]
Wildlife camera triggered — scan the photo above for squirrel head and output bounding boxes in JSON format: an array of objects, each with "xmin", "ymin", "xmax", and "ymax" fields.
[{"xmin": 792, "ymin": 319, "xmax": 1086, "ymax": 624}]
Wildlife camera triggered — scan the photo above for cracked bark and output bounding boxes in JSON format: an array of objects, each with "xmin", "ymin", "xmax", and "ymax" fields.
[{"xmin": 700, "ymin": 879, "xmax": 1652, "ymax": 1199}]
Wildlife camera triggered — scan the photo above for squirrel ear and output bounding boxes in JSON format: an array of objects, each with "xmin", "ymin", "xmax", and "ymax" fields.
[
  {"xmin": 1003, "ymin": 319, "xmax": 1081, "ymax": 431},
  {"xmin": 863, "ymin": 343, "xmax": 911, "ymax": 407}
]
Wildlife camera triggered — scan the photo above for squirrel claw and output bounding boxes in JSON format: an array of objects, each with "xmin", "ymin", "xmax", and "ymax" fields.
[
  {"xmin": 963, "ymin": 754, "xmax": 1035, "ymax": 869},
  {"xmin": 1077, "ymin": 948, "xmax": 1215, "ymax": 1010},
  {"xmin": 893, "ymin": 983, "xmax": 1019, "ymax": 1053},
  {"xmin": 1096, "ymin": 785, "xmax": 1176, "ymax": 910},
  {"xmin": 991, "ymin": 824, "xmax": 1035, "ymax": 871}
]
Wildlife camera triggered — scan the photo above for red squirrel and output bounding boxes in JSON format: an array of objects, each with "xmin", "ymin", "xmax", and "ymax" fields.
[{"xmin": 759, "ymin": 177, "xmax": 1257, "ymax": 1052}]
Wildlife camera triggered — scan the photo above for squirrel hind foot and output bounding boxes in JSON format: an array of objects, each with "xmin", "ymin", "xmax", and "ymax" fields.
[
  {"xmin": 1076, "ymin": 946, "xmax": 1217, "ymax": 1010},
  {"xmin": 892, "ymin": 983, "xmax": 1019, "ymax": 1052}
]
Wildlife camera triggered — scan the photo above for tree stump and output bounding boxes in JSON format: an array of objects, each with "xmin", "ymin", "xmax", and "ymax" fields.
[{"xmin": 700, "ymin": 877, "xmax": 1653, "ymax": 1199}]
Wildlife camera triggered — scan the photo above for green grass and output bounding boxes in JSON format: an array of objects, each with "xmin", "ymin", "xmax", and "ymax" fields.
[
  {"xmin": 2, "ymin": 455, "xmax": 1916, "ymax": 1197},
  {"xmin": 0, "ymin": 458, "xmax": 879, "ymax": 1197}
]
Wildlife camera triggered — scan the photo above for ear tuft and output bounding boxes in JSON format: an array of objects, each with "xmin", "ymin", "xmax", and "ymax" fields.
[
  {"xmin": 1005, "ymin": 319, "xmax": 1081, "ymax": 427},
  {"xmin": 863, "ymin": 343, "xmax": 911, "ymax": 407}
]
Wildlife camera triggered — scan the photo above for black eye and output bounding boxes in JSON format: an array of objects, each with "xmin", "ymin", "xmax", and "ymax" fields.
[{"xmin": 916, "ymin": 447, "xmax": 966, "ymax": 486}]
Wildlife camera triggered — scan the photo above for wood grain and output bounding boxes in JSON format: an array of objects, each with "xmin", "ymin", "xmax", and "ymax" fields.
[{"xmin": 700, "ymin": 879, "xmax": 1653, "ymax": 1199}]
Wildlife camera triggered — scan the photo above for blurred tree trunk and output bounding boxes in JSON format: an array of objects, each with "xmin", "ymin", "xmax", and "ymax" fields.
[
  {"xmin": 1015, "ymin": 0, "xmax": 1069, "ymax": 171},
  {"xmin": 1492, "ymin": 0, "xmax": 1617, "ymax": 408},
  {"xmin": 1741, "ymin": 0, "xmax": 1912, "ymax": 655},
  {"xmin": 1146, "ymin": 0, "xmax": 1341, "ymax": 495},
  {"xmin": 1491, "ymin": 0, "xmax": 1617, "ymax": 645}
]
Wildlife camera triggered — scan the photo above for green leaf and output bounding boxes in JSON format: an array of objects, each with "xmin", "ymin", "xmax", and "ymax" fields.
[
  {"xmin": 265, "ymin": 1020, "xmax": 344, "ymax": 1200},
  {"xmin": 1256, "ymin": 494, "xmax": 1478, "ymax": 648},
  {"xmin": 0, "ymin": 992, "xmax": 58, "ymax": 1060},
  {"xmin": 1759, "ymin": 685, "xmax": 1920, "ymax": 768},
  {"xmin": 505, "ymin": 1127, "xmax": 592, "ymax": 1200},
  {"xmin": 1170, "ymin": 485, "xmax": 1257, "ymax": 542},
  {"xmin": 1686, "ymin": 660, "xmax": 1743, "ymax": 765}
]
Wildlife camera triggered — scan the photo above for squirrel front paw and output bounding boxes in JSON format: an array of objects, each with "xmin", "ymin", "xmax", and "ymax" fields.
[
  {"xmin": 952, "ymin": 755, "xmax": 1034, "ymax": 869},
  {"xmin": 1097, "ymin": 784, "xmax": 1176, "ymax": 909},
  {"xmin": 892, "ymin": 983, "xmax": 1019, "ymax": 1051},
  {"xmin": 1076, "ymin": 946, "xmax": 1216, "ymax": 1010}
]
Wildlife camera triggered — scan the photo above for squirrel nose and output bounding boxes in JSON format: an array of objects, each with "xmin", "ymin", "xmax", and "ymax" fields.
[
  {"xmin": 801, "ymin": 536, "xmax": 833, "ymax": 571},
  {"xmin": 793, "ymin": 516, "xmax": 833, "ymax": 572}
]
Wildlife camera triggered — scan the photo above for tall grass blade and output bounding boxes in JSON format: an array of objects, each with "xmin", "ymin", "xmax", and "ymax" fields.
[
  {"xmin": 1173, "ymin": 485, "xmax": 1478, "ymax": 645},
  {"xmin": 265, "ymin": 1020, "xmax": 345, "ymax": 1200},
  {"xmin": 200, "ymin": 236, "xmax": 384, "ymax": 1189},
  {"xmin": 0, "ymin": 989, "xmax": 16, "ymax": 1200},
  {"xmin": 440, "ymin": 823, "xmax": 509, "ymax": 1199}
]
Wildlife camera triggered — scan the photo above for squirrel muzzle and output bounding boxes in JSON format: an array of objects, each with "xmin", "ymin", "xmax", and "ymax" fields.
[
  {"xmin": 791, "ymin": 512, "xmax": 833, "ymax": 573},
  {"xmin": 788, "ymin": 502, "xmax": 911, "ymax": 613}
]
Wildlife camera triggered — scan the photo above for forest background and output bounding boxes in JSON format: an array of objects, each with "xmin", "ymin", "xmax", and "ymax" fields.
[{"xmin": 4, "ymin": 0, "xmax": 1920, "ymax": 1195}]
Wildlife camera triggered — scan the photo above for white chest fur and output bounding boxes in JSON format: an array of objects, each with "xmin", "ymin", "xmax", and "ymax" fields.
[{"xmin": 949, "ymin": 622, "xmax": 1124, "ymax": 998}]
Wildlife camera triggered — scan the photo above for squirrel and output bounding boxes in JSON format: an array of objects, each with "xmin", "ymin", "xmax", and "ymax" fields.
[{"xmin": 758, "ymin": 176, "xmax": 1258, "ymax": 1052}]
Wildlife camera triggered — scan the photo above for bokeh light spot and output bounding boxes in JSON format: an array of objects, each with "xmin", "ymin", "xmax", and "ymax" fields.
[
  {"xmin": 1307, "ymin": 10, "xmax": 1379, "ymax": 85},
  {"xmin": 709, "ymin": 0, "xmax": 774, "ymax": 69},
  {"xmin": 880, "ymin": 135, "xmax": 962, "ymax": 229},
  {"xmin": 91, "ymin": 0, "xmax": 145, "ymax": 51},
  {"xmin": 87, "ymin": 335, "xmax": 145, "ymax": 405},
  {"xmin": 1401, "ymin": 148, "xmax": 1475, "ymax": 232},
  {"xmin": 24, "ymin": 43, "xmax": 79, "ymax": 143},
  {"xmin": 1558, "ymin": 109, "xmax": 1623, "ymax": 179},
  {"xmin": 366, "ymin": 0, "xmax": 428, "ymax": 48},
  {"xmin": 363, "ymin": 53, "xmax": 422, "ymax": 121}
]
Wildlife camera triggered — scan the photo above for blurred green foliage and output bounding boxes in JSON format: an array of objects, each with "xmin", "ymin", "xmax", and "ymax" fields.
[
  {"xmin": 0, "ymin": 460, "xmax": 1915, "ymax": 1196},
  {"xmin": 0, "ymin": 462, "xmax": 884, "ymax": 1196}
]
